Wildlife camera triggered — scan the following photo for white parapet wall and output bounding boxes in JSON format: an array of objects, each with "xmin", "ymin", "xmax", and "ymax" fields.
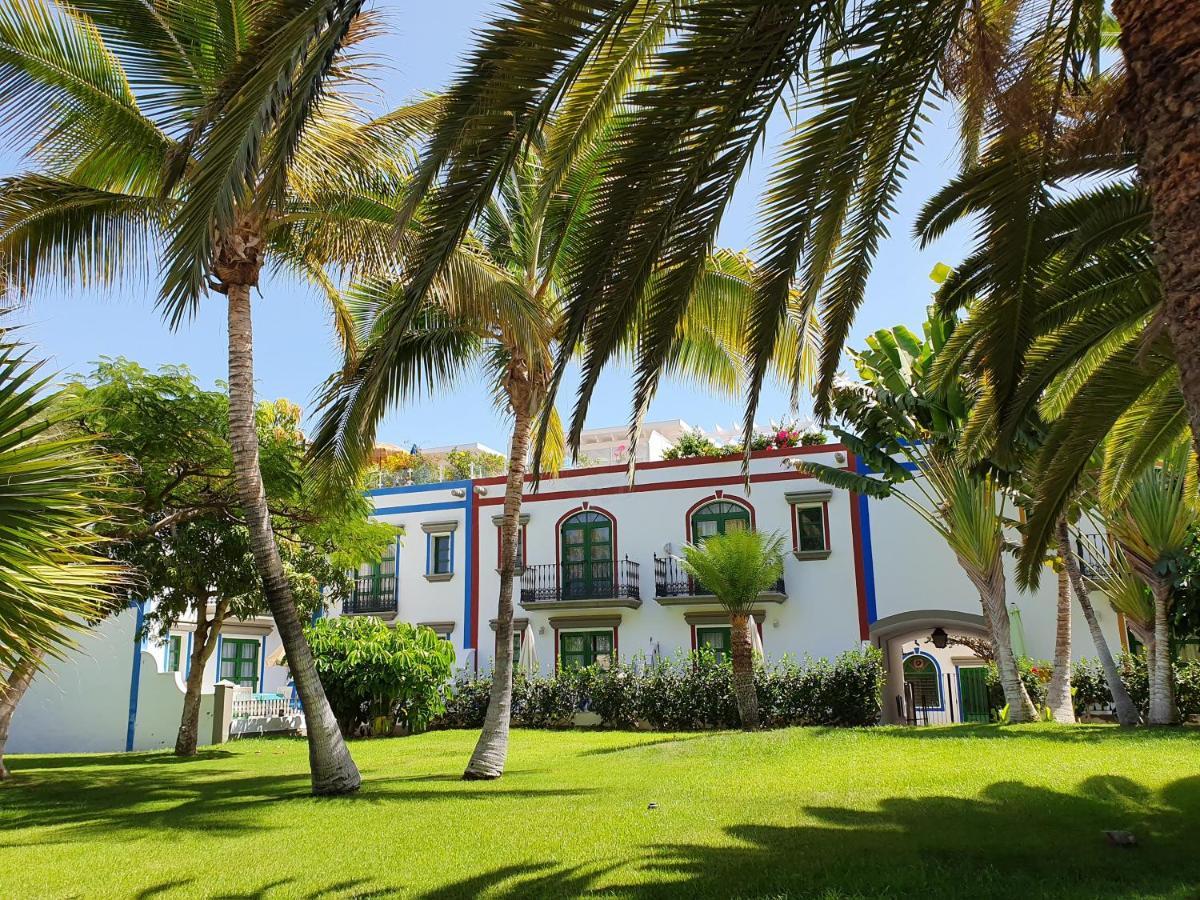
[{"xmin": 7, "ymin": 605, "xmax": 224, "ymax": 754}]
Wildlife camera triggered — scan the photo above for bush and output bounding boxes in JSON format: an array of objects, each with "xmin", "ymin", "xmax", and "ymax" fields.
[
  {"xmin": 431, "ymin": 647, "xmax": 884, "ymax": 731},
  {"xmin": 305, "ymin": 616, "xmax": 456, "ymax": 736},
  {"xmin": 1069, "ymin": 652, "xmax": 1200, "ymax": 720},
  {"xmin": 986, "ymin": 657, "xmax": 1051, "ymax": 713}
]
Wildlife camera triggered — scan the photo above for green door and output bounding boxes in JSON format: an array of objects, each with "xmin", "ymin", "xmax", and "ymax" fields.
[
  {"xmin": 958, "ymin": 666, "xmax": 990, "ymax": 723},
  {"xmin": 561, "ymin": 511, "xmax": 613, "ymax": 600}
]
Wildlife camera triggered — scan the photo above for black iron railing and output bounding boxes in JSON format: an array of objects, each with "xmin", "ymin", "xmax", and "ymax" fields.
[
  {"xmin": 653, "ymin": 554, "xmax": 784, "ymax": 598},
  {"xmin": 520, "ymin": 558, "xmax": 640, "ymax": 603},
  {"xmin": 1075, "ymin": 532, "xmax": 1111, "ymax": 578},
  {"xmin": 345, "ymin": 574, "xmax": 396, "ymax": 614}
]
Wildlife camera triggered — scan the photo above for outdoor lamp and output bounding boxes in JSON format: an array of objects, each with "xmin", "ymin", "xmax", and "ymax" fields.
[{"xmin": 930, "ymin": 627, "xmax": 949, "ymax": 649}]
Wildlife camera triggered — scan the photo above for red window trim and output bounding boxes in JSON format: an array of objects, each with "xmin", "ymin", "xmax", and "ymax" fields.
[
  {"xmin": 790, "ymin": 499, "xmax": 831, "ymax": 554},
  {"xmin": 683, "ymin": 493, "xmax": 755, "ymax": 543}
]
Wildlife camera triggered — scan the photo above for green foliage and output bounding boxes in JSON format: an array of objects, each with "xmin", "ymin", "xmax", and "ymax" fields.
[
  {"xmin": 58, "ymin": 360, "xmax": 394, "ymax": 638},
  {"xmin": 434, "ymin": 648, "xmax": 884, "ymax": 732},
  {"xmin": 305, "ymin": 617, "xmax": 456, "ymax": 737},
  {"xmin": 679, "ymin": 530, "xmax": 786, "ymax": 615},
  {"xmin": 1071, "ymin": 653, "xmax": 1200, "ymax": 721},
  {"xmin": 0, "ymin": 338, "xmax": 126, "ymax": 666},
  {"xmin": 986, "ymin": 657, "xmax": 1052, "ymax": 713},
  {"xmin": 661, "ymin": 429, "xmax": 722, "ymax": 460}
]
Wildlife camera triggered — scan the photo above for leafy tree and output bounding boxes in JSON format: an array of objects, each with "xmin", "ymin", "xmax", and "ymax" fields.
[
  {"xmin": 0, "ymin": 0, "xmax": 427, "ymax": 794},
  {"xmin": 305, "ymin": 617, "xmax": 456, "ymax": 737},
  {"xmin": 799, "ymin": 314, "xmax": 1037, "ymax": 721},
  {"xmin": 0, "ymin": 338, "xmax": 126, "ymax": 780},
  {"xmin": 1101, "ymin": 448, "xmax": 1199, "ymax": 724},
  {"xmin": 314, "ymin": 122, "xmax": 815, "ymax": 779},
  {"xmin": 678, "ymin": 530, "xmax": 784, "ymax": 728},
  {"xmin": 60, "ymin": 360, "xmax": 393, "ymax": 755},
  {"xmin": 661, "ymin": 430, "xmax": 722, "ymax": 460}
]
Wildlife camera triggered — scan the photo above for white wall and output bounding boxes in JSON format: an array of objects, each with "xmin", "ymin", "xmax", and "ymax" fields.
[{"xmin": 7, "ymin": 607, "xmax": 219, "ymax": 754}]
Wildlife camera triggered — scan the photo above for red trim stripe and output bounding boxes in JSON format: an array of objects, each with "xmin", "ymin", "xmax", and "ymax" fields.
[{"xmin": 476, "ymin": 469, "xmax": 814, "ymax": 507}]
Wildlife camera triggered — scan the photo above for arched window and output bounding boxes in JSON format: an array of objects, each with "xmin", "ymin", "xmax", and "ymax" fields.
[
  {"xmin": 560, "ymin": 510, "xmax": 614, "ymax": 600},
  {"xmin": 903, "ymin": 654, "xmax": 942, "ymax": 709},
  {"xmin": 690, "ymin": 500, "xmax": 751, "ymax": 542}
]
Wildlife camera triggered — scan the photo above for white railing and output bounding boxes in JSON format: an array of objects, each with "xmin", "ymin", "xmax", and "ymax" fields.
[{"xmin": 231, "ymin": 691, "xmax": 301, "ymax": 719}]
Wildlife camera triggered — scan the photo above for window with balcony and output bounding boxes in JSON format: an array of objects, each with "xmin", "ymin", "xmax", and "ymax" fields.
[
  {"xmin": 690, "ymin": 499, "xmax": 750, "ymax": 542},
  {"xmin": 347, "ymin": 544, "xmax": 397, "ymax": 614}
]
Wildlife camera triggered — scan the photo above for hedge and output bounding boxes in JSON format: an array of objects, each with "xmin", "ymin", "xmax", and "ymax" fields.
[{"xmin": 434, "ymin": 646, "xmax": 885, "ymax": 731}]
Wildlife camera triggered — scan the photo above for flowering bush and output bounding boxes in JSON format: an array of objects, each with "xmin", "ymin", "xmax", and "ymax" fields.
[{"xmin": 1071, "ymin": 653, "xmax": 1200, "ymax": 719}]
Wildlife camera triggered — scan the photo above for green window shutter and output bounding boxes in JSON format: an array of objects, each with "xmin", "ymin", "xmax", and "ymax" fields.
[
  {"xmin": 166, "ymin": 635, "xmax": 182, "ymax": 673},
  {"xmin": 690, "ymin": 501, "xmax": 751, "ymax": 543},
  {"xmin": 558, "ymin": 630, "xmax": 614, "ymax": 671},
  {"xmin": 695, "ymin": 626, "xmax": 732, "ymax": 663},
  {"xmin": 220, "ymin": 639, "xmax": 260, "ymax": 688}
]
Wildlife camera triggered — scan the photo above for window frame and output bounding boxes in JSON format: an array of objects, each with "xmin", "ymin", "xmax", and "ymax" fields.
[
  {"xmin": 166, "ymin": 634, "xmax": 182, "ymax": 673},
  {"xmin": 694, "ymin": 625, "xmax": 732, "ymax": 664},
  {"xmin": 557, "ymin": 629, "xmax": 615, "ymax": 671},
  {"xmin": 422, "ymin": 521, "xmax": 459, "ymax": 582},
  {"xmin": 493, "ymin": 513, "xmax": 529, "ymax": 573},
  {"xmin": 688, "ymin": 498, "xmax": 752, "ymax": 544},
  {"xmin": 786, "ymin": 490, "xmax": 833, "ymax": 559},
  {"xmin": 902, "ymin": 653, "xmax": 943, "ymax": 711},
  {"xmin": 219, "ymin": 637, "xmax": 260, "ymax": 689}
]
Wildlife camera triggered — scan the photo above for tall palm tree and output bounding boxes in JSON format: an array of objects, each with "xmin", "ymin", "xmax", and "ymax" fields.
[
  {"xmin": 1102, "ymin": 448, "xmax": 1198, "ymax": 725},
  {"xmin": 0, "ymin": 337, "xmax": 126, "ymax": 779},
  {"xmin": 679, "ymin": 529, "xmax": 784, "ymax": 728},
  {"xmin": 799, "ymin": 315, "xmax": 1036, "ymax": 721},
  {"xmin": 314, "ymin": 133, "xmax": 818, "ymax": 779},
  {"xmin": 0, "ymin": 0, "xmax": 422, "ymax": 794},
  {"xmin": 356, "ymin": 1, "xmax": 1197, "ymax": 473}
]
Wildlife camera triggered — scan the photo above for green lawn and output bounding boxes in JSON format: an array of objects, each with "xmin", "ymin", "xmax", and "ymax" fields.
[{"xmin": 2, "ymin": 726, "xmax": 1198, "ymax": 899}]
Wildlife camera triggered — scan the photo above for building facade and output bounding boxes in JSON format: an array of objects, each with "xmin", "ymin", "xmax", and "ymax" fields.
[{"xmin": 344, "ymin": 442, "xmax": 1127, "ymax": 724}]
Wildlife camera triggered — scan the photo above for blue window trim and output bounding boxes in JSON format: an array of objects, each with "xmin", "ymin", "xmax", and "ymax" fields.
[
  {"xmin": 215, "ymin": 635, "xmax": 224, "ymax": 685},
  {"xmin": 184, "ymin": 631, "xmax": 194, "ymax": 678},
  {"xmin": 901, "ymin": 648, "xmax": 945, "ymax": 712},
  {"xmin": 259, "ymin": 636, "xmax": 267, "ymax": 691}
]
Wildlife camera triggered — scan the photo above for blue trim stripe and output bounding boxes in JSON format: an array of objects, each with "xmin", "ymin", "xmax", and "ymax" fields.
[
  {"xmin": 215, "ymin": 635, "xmax": 224, "ymax": 685},
  {"xmin": 902, "ymin": 648, "xmax": 946, "ymax": 711},
  {"xmin": 854, "ymin": 455, "xmax": 878, "ymax": 624},
  {"xmin": 259, "ymin": 636, "xmax": 267, "ymax": 691},
  {"xmin": 425, "ymin": 531, "xmax": 432, "ymax": 575},
  {"xmin": 367, "ymin": 479, "xmax": 473, "ymax": 498},
  {"xmin": 376, "ymin": 500, "xmax": 467, "ymax": 516},
  {"xmin": 184, "ymin": 631, "xmax": 193, "ymax": 678},
  {"xmin": 463, "ymin": 487, "xmax": 475, "ymax": 650},
  {"xmin": 394, "ymin": 533, "xmax": 402, "ymax": 610},
  {"xmin": 125, "ymin": 599, "xmax": 146, "ymax": 752}
]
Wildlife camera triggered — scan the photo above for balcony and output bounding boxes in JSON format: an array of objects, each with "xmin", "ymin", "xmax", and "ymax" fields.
[
  {"xmin": 653, "ymin": 554, "xmax": 786, "ymax": 605},
  {"xmin": 519, "ymin": 559, "xmax": 642, "ymax": 610},
  {"xmin": 1075, "ymin": 533, "xmax": 1111, "ymax": 579},
  {"xmin": 344, "ymin": 574, "xmax": 397, "ymax": 616}
]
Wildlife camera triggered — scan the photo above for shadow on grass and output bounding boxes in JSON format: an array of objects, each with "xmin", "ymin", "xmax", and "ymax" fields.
[
  {"xmin": 8, "ymin": 748, "xmax": 236, "ymax": 770},
  {"xmin": 420, "ymin": 775, "xmax": 1200, "ymax": 900},
  {"xmin": 576, "ymin": 732, "xmax": 714, "ymax": 757},
  {"xmin": 0, "ymin": 754, "xmax": 596, "ymax": 840},
  {"xmin": 864, "ymin": 723, "xmax": 1200, "ymax": 743},
  {"xmin": 133, "ymin": 876, "xmax": 402, "ymax": 899}
]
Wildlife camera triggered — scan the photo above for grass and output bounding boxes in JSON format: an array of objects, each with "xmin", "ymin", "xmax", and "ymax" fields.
[{"xmin": 2, "ymin": 725, "xmax": 1199, "ymax": 899}]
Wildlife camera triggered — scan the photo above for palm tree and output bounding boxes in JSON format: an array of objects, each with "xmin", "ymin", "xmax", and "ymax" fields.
[
  {"xmin": 1043, "ymin": 543, "xmax": 1075, "ymax": 723},
  {"xmin": 0, "ymin": 0, "xmax": 422, "ymax": 794},
  {"xmin": 362, "ymin": 2, "xmax": 1199, "ymax": 471},
  {"xmin": 1102, "ymin": 448, "xmax": 1198, "ymax": 725},
  {"xmin": 0, "ymin": 337, "xmax": 126, "ymax": 779},
  {"xmin": 799, "ymin": 315, "xmax": 1036, "ymax": 721},
  {"xmin": 679, "ymin": 529, "xmax": 784, "ymax": 728},
  {"xmin": 314, "ymin": 132, "xmax": 818, "ymax": 778}
]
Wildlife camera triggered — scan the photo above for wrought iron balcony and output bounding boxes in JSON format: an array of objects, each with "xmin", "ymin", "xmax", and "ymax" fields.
[
  {"xmin": 344, "ymin": 574, "xmax": 397, "ymax": 615},
  {"xmin": 1075, "ymin": 533, "xmax": 1111, "ymax": 579},
  {"xmin": 519, "ymin": 559, "xmax": 642, "ymax": 609},
  {"xmin": 653, "ymin": 554, "xmax": 785, "ymax": 602}
]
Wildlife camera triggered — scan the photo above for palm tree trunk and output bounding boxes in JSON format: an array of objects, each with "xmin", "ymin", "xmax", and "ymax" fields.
[
  {"xmin": 0, "ymin": 652, "xmax": 41, "ymax": 780},
  {"xmin": 1147, "ymin": 576, "xmax": 1179, "ymax": 725},
  {"xmin": 227, "ymin": 284, "xmax": 359, "ymax": 795},
  {"xmin": 1114, "ymin": 1, "xmax": 1200, "ymax": 453},
  {"xmin": 175, "ymin": 598, "xmax": 227, "ymax": 757},
  {"xmin": 965, "ymin": 561, "xmax": 1035, "ymax": 722},
  {"xmin": 729, "ymin": 613, "xmax": 760, "ymax": 728},
  {"xmin": 463, "ymin": 402, "xmax": 532, "ymax": 779},
  {"xmin": 1045, "ymin": 534, "xmax": 1075, "ymax": 723},
  {"xmin": 1060, "ymin": 529, "xmax": 1140, "ymax": 726}
]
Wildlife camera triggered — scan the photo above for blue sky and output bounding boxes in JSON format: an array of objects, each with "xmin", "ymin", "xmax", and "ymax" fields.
[{"xmin": 9, "ymin": 0, "xmax": 971, "ymax": 453}]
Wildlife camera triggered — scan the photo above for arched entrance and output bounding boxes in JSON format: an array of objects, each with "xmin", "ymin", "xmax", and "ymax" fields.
[{"xmin": 871, "ymin": 610, "xmax": 991, "ymax": 725}]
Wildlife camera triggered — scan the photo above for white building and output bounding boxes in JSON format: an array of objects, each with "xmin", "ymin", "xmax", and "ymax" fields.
[
  {"xmin": 572, "ymin": 419, "xmax": 696, "ymax": 465},
  {"xmin": 347, "ymin": 441, "xmax": 1127, "ymax": 724}
]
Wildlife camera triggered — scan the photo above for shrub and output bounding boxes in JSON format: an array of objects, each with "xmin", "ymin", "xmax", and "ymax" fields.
[
  {"xmin": 986, "ymin": 657, "xmax": 1051, "ymax": 714},
  {"xmin": 305, "ymin": 616, "xmax": 456, "ymax": 736},
  {"xmin": 1069, "ymin": 653, "xmax": 1200, "ymax": 720},
  {"xmin": 432, "ymin": 647, "xmax": 884, "ymax": 731}
]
